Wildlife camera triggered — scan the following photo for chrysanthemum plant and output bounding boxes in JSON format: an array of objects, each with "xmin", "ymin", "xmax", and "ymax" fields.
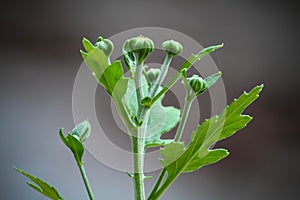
[{"xmin": 14, "ymin": 35, "xmax": 263, "ymax": 200}]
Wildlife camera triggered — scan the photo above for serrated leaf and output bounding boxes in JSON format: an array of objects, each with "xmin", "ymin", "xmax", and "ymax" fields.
[
  {"xmin": 59, "ymin": 129, "xmax": 84, "ymax": 165},
  {"xmin": 179, "ymin": 44, "xmax": 224, "ymax": 72},
  {"xmin": 71, "ymin": 120, "xmax": 91, "ymax": 142},
  {"xmin": 14, "ymin": 166, "xmax": 64, "ymax": 200},
  {"xmin": 124, "ymin": 78, "xmax": 180, "ymax": 148},
  {"xmin": 159, "ymin": 85, "xmax": 263, "ymax": 188},
  {"xmin": 183, "ymin": 149, "xmax": 229, "ymax": 172}
]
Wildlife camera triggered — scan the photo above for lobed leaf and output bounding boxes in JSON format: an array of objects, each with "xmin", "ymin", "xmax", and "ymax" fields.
[
  {"xmin": 14, "ymin": 166, "xmax": 64, "ymax": 200},
  {"xmin": 160, "ymin": 85, "xmax": 263, "ymax": 184}
]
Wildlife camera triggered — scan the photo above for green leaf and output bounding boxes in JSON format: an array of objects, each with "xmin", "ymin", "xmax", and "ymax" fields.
[
  {"xmin": 124, "ymin": 78, "xmax": 180, "ymax": 148},
  {"xmin": 71, "ymin": 120, "xmax": 91, "ymax": 142},
  {"xmin": 160, "ymin": 85, "xmax": 263, "ymax": 185},
  {"xmin": 145, "ymin": 105, "xmax": 180, "ymax": 148},
  {"xmin": 82, "ymin": 37, "xmax": 96, "ymax": 53},
  {"xmin": 13, "ymin": 166, "xmax": 64, "ymax": 200},
  {"xmin": 204, "ymin": 71, "xmax": 222, "ymax": 88},
  {"xmin": 179, "ymin": 44, "xmax": 224, "ymax": 72},
  {"xmin": 59, "ymin": 129, "xmax": 84, "ymax": 165},
  {"xmin": 82, "ymin": 47, "xmax": 129, "ymax": 103},
  {"xmin": 183, "ymin": 149, "xmax": 229, "ymax": 172}
]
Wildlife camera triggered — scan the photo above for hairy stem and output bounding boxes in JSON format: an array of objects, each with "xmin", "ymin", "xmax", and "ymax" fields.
[
  {"xmin": 78, "ymin": 164, "xmax": 94, "ymax": 200},
  {"xmin": 131, "ymin": 110, "xmax": 149, "ymax": 200}
]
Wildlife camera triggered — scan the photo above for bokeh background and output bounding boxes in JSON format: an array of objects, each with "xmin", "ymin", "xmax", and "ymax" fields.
[{"xmin": 1, "ymin": 0, "xmax": 299, "ymax": 199}]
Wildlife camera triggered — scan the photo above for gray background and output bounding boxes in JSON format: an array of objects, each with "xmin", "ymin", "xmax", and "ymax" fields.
[{"xmin": 1, "ymin": 0, "xmax": 299, "ymax": 199}]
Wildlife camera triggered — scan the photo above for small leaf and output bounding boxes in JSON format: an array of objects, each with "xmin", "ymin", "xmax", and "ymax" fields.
[
  {"xmin": 204, "ymin": 71, "xmax": 222, "ymax": 88},
  {"xmin": 14, "ymin": 166, "xmax": 64, "ymax": 200},
  {"xmin": 71, "ymin": 120, "xmax": 91, "ymax": 142},
  {"xmin": 82, "ymin": 37, "xmax": 95, "ymax": 53},
  {"xmin": 59, "ymin": 130, "xmax": 84, "ymax": 165}
]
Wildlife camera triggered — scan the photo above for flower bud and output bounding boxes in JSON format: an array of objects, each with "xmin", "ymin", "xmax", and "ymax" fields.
[
  {"xmin": 123, "ymin": 35, "xmax": 154, "ymax": 63},
  {"xmin": 147, "ymin": 68, "xmax": 161, "ymax": 83},
  {"xmin": 95, "ymin": 36, "xmax": 114, "ymax": 57},
  {"xmin": 71, "ymin": 120, "xmax": 91, "ymax": 142},
  {"xmin": 162, "ymin": 40, "xmax": 183, "ymax": 56},
  {"xmin": 187, "ymin": 75, "xmax": 207, "ymax": 96}
]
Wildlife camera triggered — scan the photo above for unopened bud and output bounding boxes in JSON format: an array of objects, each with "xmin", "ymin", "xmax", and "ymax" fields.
[
  {"xmin": 187, "ymin": 75, "xmax": 207, "ymax": 96},
  {"xmin": 123, "ymin": 35, "xmax": 154, "ymax": 63},
  {"xmin": 95, "ymin": 36, "xmax": 114, "ymax": 57},
  {"xmin": 147, "ymin": 68, "xmax": 161, "ymax": 83},
  {"xmin": 162, "ymin": 40, "xmax": 183, "ymax": 56}
]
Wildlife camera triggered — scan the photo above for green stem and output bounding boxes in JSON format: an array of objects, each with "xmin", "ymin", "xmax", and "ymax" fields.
[
  {"xmin": 78, "ymin": 164, "xmax": 94, "ymax": 200},
  {"xmin": 131, "ymin": 110, "xmax": 149, "ymax": 200},
  {"xmin": 149, "ymin": 54, "xmax": 172, "ymax": 97},
  {"xmin": 150, "ymin": 178, "xmax": 176, "ymax": 200},
  {"xmin": 174, "ymin": 78, "xmax": 195, "ymax": 142},
  {"xmin": 139, "ymin": 54, "xmax": 173, "ymax": 121},
  {"xmin": 147, "ymin": 169, "xmax": 166, "ymax": 200},
  {"xmin": 135, "ymin": 61, "xmax": 145, "ymax": 121}
]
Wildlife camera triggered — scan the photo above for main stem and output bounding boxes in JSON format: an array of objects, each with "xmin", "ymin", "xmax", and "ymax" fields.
[
  {"xmin": 78, "ymin": 164, "xmax": 94, "ymax": 200},
  {"xmin": 131, "ymin": 110, "xmax": 149, "ymax": 200}
]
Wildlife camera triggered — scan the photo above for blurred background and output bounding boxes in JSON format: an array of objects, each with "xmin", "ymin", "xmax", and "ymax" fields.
[{"xmin": 1, "ymin": 0, "xmax": 299, "ymax": 199}]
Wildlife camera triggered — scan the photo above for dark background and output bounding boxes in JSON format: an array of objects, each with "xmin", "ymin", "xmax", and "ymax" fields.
[{"xmin": 1, "ymin": 0, "xmax": 299, "ymax": 199}]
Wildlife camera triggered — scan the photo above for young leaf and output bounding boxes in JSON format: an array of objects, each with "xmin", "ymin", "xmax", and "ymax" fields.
[
  {"xmin": 158, "ymin": 85, "xmax": 263, "ymax": 195},
  {"xmin": 13, "ymin": 166, "xmax": 64, "ymax": 200},
  {"xmin": 59, "ymin": 129, "xmax": 84, "ymax": 165}
]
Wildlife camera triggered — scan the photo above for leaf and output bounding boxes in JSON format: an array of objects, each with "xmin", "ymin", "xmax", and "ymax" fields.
[
  {"xmin": 204, "ymin": 71, "xmax": 222, "ymax": 88},
  {"xmin": 82, "ymin": 48, "xmax": 129, "ymax": 97},
  {"xmin": 179, "ymin": 44, "xmax": 224, "ymax": 72},
  {"xmin": 71, "ymin": 120, "xmax": 91, "ymax": 142},
  {"xmin": 60, "ymin": 129, "xmax": 84, "ymax": 165},
  {"xmin": 14, "ymin": 166, "xmax": 64, "ymax": 200},
  {"xmin": 160, "ymin": 85, "xmax": 263, "ymax": 184},
  {"xmin": 145, "ymin": 105, "xmax": 180, "ymax": 148},
  {"xmin": 124, "ymin": 78, "xmax": 180, "ymax": 148},
  {"xmin": 82, "ymin": 47, "xmax": 133, "ymax": 128},
  {"xmin": 183, "ymin": 149, "xmax": 229, "ymax": 172}
]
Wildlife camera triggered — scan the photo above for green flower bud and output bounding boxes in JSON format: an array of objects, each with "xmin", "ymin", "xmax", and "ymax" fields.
[
  {"xmin": 162, "ymin": 40, "xmax": 183, "ymax": 56},
  {"xmin": 187, "ymin": 75, "xmax": 207, "ymax": 96},
  {"xmin": 123, "ymin": 35, "xmax": 154, "ymax": 63},
  {"xmin": 71, "ymin": 120, "xmax": 91, "ymax": 142},
  {"xmin": 95, "ymin": 36, "xmax": 114, "ymax": 57},
  {"xmin": 147, "ymin": 68, "xmax": 161, "ymax": 83}
]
